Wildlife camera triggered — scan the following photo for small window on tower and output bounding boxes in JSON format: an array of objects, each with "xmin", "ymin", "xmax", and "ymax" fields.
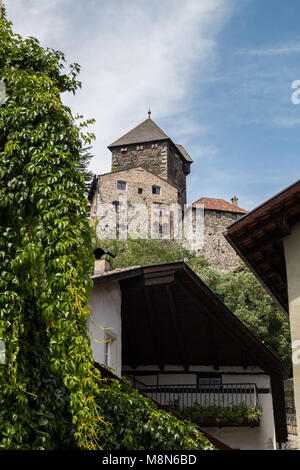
[
  {"xmin": 117, "ymin": 181, "xmax": 126, "ymax": 191},
  {"xmin": 137, "ymin": 145, "xmax": 143, "ymax": 151},
  {"xmin": 138, "ymin": 188, "xmax": 143, "ymax": 194},
  {"xmin": 232, "ymin": 213, "xmax": 237, "ymax": 221},
  {"xmin": 152, "ymin": 185, "xmax": 160, "ymax": 195}
]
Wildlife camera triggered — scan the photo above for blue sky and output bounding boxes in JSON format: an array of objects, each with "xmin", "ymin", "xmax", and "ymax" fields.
[{"xmin": 5, "ymin": 0, "xmax": 300, "ymax": 209}]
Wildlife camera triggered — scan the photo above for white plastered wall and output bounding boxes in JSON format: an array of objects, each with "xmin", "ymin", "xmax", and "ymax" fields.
[
  {"xmin": 88, "ymin": 280, "xmax": 122, "ymax": 376},
  {"xmin": 283, "ymin": 221, "xmax": 300, "ymax": 450},
  {"xmin": 123, "ymin": 365, "xmax": 276, "ymax": 449}
]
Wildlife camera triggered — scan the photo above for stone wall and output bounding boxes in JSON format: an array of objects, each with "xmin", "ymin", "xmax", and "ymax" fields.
[
  {"xmin": 111, "ymin": 140, "xmax": 187, "ymax": 205},
  {"xmin": 94, "ymin": 167, "xmax": 180, "ymax": 240},
  {"xmin": 111, "ymin": 141, "xmax": 169, "ymax": 181},
  {"xmin": 193, "ymin": 209, "xmax": 245, "ymax": 273},
  {"xmin": 167, "ymin": 141, "xmax": 187, "ymax": 206}
]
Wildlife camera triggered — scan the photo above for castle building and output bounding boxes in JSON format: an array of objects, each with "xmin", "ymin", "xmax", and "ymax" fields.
[
  {"xmin": 89, "ymin": 113, "xmax": 193, "ymax": 239},
  {"xmin": 192, "ymin": 197, "xmax": 248, "ymax": 273},
  {"xmin": 89, "ymin": 114, "xmax": 247, "ymax": 273}
]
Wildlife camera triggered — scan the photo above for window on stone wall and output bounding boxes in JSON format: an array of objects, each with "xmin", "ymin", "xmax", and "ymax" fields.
[
  {"xmin": 232, "ymin": 213, "xmax": 237, "ymax": 221},
  {"xmin": 152, "ymin": 143, "xmax": 158, "ymax": 149},
  {"xmin": 137, "ymin": 145, "xmax": 143, "ymax": 151},
  {"xmin": 138, "ymin": 188, "xmax": 143, "ymax": 194},
  {"xmin": 117, "ymin": 181, "xmax": 126, "ymax": 191},
  {"xmin": 216, "ymin": 211, "xmax": 221, "ymax": 218},
  {"xmin": 152, "ymin": 185, "xmax": 160, "ymax": 195}
]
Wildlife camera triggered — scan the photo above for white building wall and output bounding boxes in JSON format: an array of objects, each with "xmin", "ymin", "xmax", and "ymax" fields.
[
  {"xmin": 284, "ymin": 221, "xmax": 300, "ymax": 449},
  {"xmin": 88, "ymin": 280, "xmax": 122, "ymax": 376},
  {"xmin": 123, "ymin": 365, "xmax": 277, "ymax": 450}
]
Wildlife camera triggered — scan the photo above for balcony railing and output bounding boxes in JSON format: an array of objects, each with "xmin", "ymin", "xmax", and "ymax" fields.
[{"xmin": 128, "ymin": 379, "xmax": 261, "ymax": 412}]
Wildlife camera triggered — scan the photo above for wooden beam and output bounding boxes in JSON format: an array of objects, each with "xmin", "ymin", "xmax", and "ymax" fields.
[
  {"xmin": 176, "ymin": 278, "xmax": 271, "ymax": 372},
  {"xmin": 122, "ymin": 300, "xmax": 137, "ymax": 369},
  {"xmin": 275, "ymin": 214, "xmax": 291, "ymax": 236},
  {"xmin": 204, "ymin": 315, "xmax": 219, "ymax": 370},
  {"xmin": 244, "ymin": 229, "xmax": 283, "ymax": 255},
  {"xmin": 144, "ymin": 288, "xmax": 165, "ymax": 371},
  {"xmin": 166, "ymin": 285, "xmax": 189, "ymax": 372}
]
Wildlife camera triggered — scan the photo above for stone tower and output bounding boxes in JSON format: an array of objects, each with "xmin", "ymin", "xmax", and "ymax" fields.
[
  {"xmin": 107, "ymin": 114, "xmax": 193, "ymax": 206},
  {"xmin": 89, "ymin": 115, "xmax": 193, "ymax": 239}
]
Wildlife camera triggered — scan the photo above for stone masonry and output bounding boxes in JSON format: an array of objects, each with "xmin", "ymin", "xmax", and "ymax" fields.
[
  {"xmin": 89, "ymin": 115, "xmax": 247, "ymax": 273},
  {"xmin": 92, "ymin": 167, "xmax": 179, "ymax": 240},
  {"xmin": 193, "ymin": 208, "xmax": 245, "ymax": 273}
]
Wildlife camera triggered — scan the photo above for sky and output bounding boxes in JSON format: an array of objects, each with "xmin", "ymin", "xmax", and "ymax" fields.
[{"xmin": 5, "ymin": 0, "xmax": 300, "ymax": 209}]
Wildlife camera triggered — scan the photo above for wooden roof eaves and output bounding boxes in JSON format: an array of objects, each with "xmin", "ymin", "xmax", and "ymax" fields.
[{"xmin": 180, "ymin": 263, "xmax": 284, "ymax": 371}]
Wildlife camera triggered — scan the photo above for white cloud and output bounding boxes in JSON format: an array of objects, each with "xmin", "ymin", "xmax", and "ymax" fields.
[
  {"xmin": 240, "ymin": 44, "xmax": 300, "ymax": 56},
  {"xmin": 5, "ymin": 0, "xmax": 235, "ymax": 174}
]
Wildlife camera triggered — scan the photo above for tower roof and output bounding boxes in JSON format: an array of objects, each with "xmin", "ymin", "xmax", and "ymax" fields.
[
  {"xmin": 175, "ymin": 144, "xmax": 193, "ymax": 163},
  {"xmin": 108, "ymin": 118, "xmax": 169, "ymax": 148}
]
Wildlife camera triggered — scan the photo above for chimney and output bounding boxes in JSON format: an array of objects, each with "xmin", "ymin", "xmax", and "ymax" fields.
[
  {"xmin": 94, "ymin": 259, "xmax": 111, "ymax": 275},
  {"xmin": 231, "ymin": 196, "xmax": 238, "ymax": 207}
]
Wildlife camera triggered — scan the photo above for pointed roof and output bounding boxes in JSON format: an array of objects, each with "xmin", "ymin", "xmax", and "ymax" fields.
[{"xmin": 108, "ymin": 118, "xmax": 169, "ymax": 148}]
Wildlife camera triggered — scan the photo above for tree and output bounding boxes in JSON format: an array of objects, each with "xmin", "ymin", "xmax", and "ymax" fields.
[
  {"xmin": 78, "ymin": 146, "xmax": 94, "ymax": 199},
  {"xmin": 0, "ymin": 7, "xmax": 104, "ymax": 449},
  {"xmin": 96, "ymin": 238, "xmax": 292, "ymax": 377}
]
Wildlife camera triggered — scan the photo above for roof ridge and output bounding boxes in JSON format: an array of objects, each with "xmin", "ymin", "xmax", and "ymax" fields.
[
  {"xmin": 192, "ymin": 196, "xmax": 248, "ymax": 213},
  {"xmin": 108, "ymin": 118, "xmax": 170, "ymax": 148}
]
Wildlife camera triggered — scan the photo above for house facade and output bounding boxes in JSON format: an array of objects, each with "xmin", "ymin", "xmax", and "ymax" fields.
[
  {"xmin": 88, "ymin": 260, "xmax": 287, "ymax": 450},
  {"xmin": 224, "ymin": 177, "xmax": 300, "ymax": 449}
]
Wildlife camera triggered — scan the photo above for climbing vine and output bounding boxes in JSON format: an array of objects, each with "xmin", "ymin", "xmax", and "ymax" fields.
[
  {"xmin": 0, "ymin": 7, "xmax": 106, "ymax": 449},
  {"xmin": 0, "ymin": 7, "xmax": 214, "ymax": 451}
]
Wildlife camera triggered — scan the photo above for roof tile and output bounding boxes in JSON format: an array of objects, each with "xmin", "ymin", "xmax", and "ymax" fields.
[{"xmin": 192, "ymin": 197, "xmax": 248, "ymax": 214}]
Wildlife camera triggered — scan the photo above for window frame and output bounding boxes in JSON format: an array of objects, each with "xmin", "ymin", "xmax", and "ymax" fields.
[
  {"xmin": 117, "ymin": 180, "xmax": 126, "ymax": 191},
  {"xmin": 152, "ymin": 185, "xmax": 161, "ymax": 195}
]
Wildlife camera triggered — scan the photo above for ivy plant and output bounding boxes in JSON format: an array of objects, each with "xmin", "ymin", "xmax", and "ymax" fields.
[
  {"xmin": 0, "ymin": 7, "xmax": 106, "ymax": 450},
  {"xmin": 97, "ymin": 378, "xmax": 215, "ymax": 450}
]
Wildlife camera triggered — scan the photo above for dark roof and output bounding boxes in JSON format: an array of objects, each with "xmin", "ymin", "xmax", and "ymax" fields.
[
  {"xmin": 224, "ymin": 178, "xmax": 300, "ymax": 314},
  {"xmin": 108, "ymin": 118, "xmax": 193, "ymax": 164},
  {"xmin": 94, "ymin": 362, "xmax": 232, "ymax": 450},
  {"xmin": 93, "ymin": 261, "xmax": 287, "ymax": 443},
  {"xmin": 108, "ymin": 118, "xmax": 169, "ymax": 148},
  {"xmin": 175, "ymin": 144, "xmax": 193, "ymax": 163},
  {"xmin": 192, "ymin": 197, "xmax": 247, "ymax": 214}
]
